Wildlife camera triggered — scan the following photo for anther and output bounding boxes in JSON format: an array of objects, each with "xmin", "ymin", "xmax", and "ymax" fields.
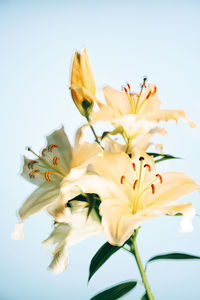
[
  {"xmin": 42, "ymin": 148, "xmax": 47, "ymax": 156},
  {"xmin": 151, "ymin": 184, "xmax": 155, "ymax": 194},
  {"xmin": 156, "ymin": 174, "xmax": 163, "ymax": 184},
  {"xmin": 152, "ymin": 86, "xmax": 157, "ymax": 95},
  {"xmin": 123, "ymin": 87, "xmax": 128, "ymax": 94},
  {"xmin": 144, "ymin": 164, "xmax": 151, "ymax": 172},
  {"xmin": 132, "ymin": 163, "xmax": 136, "ymax": 171},
  {"xmin": 127, "ymin": 83, "xmax": 131, "ymax": 90},
  {"xmin": 133, "ymin": 179, "xmax": 138, "ymax": 190},
  {"xmin": 146, "ymin": 91, "xmax": 151, "ymax": 99},
  {"xmin": 120, "ymin": 176, "xmax": 125, "ymax": 184},
  {"xmin": 48, "ymin": 144, "xmax": 58, "ymax": 152},
  {"xmin": 45, "ymin": 171, "xmax": 52, "ymax": 182},
  {"xmin": 28, "ymin": 160, "xmax": 37, "ymax": 169},
  {"xmin": 53, "ymin": 156, "xmax": 60, "ymax": 165},
  {"xmin": 139, "ymin": 157, "xmax": 144, "ymax": 161},
  {"xmin": 29, "ymin": 170, "xmax": 40, "ymax": 179}
]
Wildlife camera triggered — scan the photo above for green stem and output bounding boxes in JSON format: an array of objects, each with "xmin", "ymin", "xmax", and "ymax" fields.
[
  {"xmin": 133, "ymin": 239, "xmax": 155, "ymax": 300},
  {"xmin": 85, "ymin": 115, "xmax": 100, "ymax": 144}
]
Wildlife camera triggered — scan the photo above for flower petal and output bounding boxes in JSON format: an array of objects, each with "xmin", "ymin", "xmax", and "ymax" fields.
[
  {"xmin": 19, "ymin": 182, "xmax": 60, "ymax": 221},
  {"xmin": 103, "ymin": 86, "xmax": 131, "ymax": 115}
]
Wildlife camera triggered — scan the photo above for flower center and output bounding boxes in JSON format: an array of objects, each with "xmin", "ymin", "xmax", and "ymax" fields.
[
  {"xmin": 122, "ymin": 79, "xmax": 157, "ymax": 114},
  {"xmin": 27, "ymin": 145, "xmax": 67, "ymax": 182},
  {"xmin": 120, "ymin": 156, "xmax": 163, "ymax": 213}
]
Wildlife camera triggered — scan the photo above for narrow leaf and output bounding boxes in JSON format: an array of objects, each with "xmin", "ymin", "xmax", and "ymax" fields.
[
  {"xmin": 147, "ymin": 252, "xmax": 200, "ymax": 265},
  {"xmin": 88, "ymin": 242, "xmax": 121, "ymax": 282},
  {"xmin": 140, "ymin": 293, "xmax": 149, "ymax": 300},
  {"xmin": 90, "ymin": 281, "xmax": 137, "ymax": 300},
  {"xmin": 147, "ymin": 152, "xmax": 180, "ymax": 163}
]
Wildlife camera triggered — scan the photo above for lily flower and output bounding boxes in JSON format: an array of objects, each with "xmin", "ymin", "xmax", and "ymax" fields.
[
  {"xmin": 91, "ymin": 82, "xmax": 195, "ymax": 142},
  {"xmin": 70, "ymin": 48, "xmax": 97, "ymax": 116},
  {"xmin": 12, "ymin": 126, "xmax": 102, "ymax": 239},
  {"xmin": 60, "ymin": 150, "xmax": 199, "ymax": 246},
  {"xmin": 43, "ymin": 200, "xmax": 102, "ymax": 274}
]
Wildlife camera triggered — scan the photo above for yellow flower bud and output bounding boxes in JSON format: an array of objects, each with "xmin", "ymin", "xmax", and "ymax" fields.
[{"xmin": 70, "ymin": 48, "xmax": 96, "ymax": 116}]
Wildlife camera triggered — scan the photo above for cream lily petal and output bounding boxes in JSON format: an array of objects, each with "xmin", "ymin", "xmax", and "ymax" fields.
[
  {"xmin": 141, "ymin": 172, "xmax": 200, "ymax": 209},
  {"xmin": 11, "ymin": 222, "xmax": 24, "ymax": 240},
  {"xmin": 103, "ymin": 86, "xmax": 131, "ymax": 115},
  {"xmin": 112, "ymin": 115, "xmax": 156, "ymax": 140},
  {"xmin": 149, "ymin": 109, "xmax": 196, "ymax": 128},
  {"xmin": 91, "ymin": 105, "xmax": 120, "ymax": 123},
  {"xmin": 19, "ymin": 183, "xmax": 60, "ymax": 221},
  {"xmin": 46, "ymin": 126, "xmax": 72, "ymax": 174},
  {"xmin": 43, "ymin": 201, "xmax": 102, "ymax": 274}
]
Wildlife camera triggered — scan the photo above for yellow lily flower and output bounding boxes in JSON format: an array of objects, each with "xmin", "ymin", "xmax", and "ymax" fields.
[
  {"xmin": 60, "ymin": 150, "xmax": 199, "ymax": 246},
  {"xmin": 12, "ymin": 126, "xmax": 102, "ymax": 239},
  {"xmin": 70, "ymin": 48, "xmax": 96, "ymax": 116}
]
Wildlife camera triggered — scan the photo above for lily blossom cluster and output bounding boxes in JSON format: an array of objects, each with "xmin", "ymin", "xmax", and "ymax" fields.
[{"xmin": 13, "ymin": 48, "xmax": 199, "ymax": 299}]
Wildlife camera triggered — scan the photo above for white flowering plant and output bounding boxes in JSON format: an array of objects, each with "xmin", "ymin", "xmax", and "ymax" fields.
[{"xmin": 13, "ymin": 48, "xmax": 200, "ymax": 300}]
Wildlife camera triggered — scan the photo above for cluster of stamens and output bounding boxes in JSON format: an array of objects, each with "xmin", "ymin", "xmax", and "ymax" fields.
[
  {"xmin": 121, "ymin": 79, "xmax": 157, "ymax": 114},
  {"xmin": 27, "ymin": 144, "xmax": 64, "ymax": 182},
  {"xmin": 120, "ymin": 156, "xmax": 163, "ymax": 196}
]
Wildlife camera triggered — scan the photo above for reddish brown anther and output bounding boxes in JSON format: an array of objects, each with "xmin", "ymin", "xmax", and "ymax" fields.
[
  {"xmin": 42, "ymin": 148, "xmax": 47, "ymax": 156},
  {"xmin": 151, "ymin": 184, "xmax": 155, "ymax": 194},
  {"xmin": 121, "ymin": 175, "xmax": 125, "ymax": 184},
  {"xmin": 48, "ymin": 144, "xmax": 58, "ymax": 152},
  {"xmin": 144, "ymin": 164, "xmax": 151, "ymax": 172},
  {"xmin": 29, "ymin": 170, "xmax": 40, "ymax": 179},
  {"xmin": 146, "ymin": 91, "xmax": 151, "ymax": 99},
  {"xmin": 132, "ymin": 163, "xmax": 136, "ymax": 171},
  {"xmin": 28, "ymin": 160, "xmax": 37, "ymax": 169},
  {"xmin": 156, "ymin": 174, "xmax": 163, "ymax": 184},
  {"xmin": 127, "ymin": 83, "xmax": 131, "ymax": 90},
  {"xmin": 123, "ymin": 87, "xmax": 128, "ymax": 94},
  {"xmin": 45, "ymin": 171, "xmax": 52, "ymax": 182},
  {"xmin": 133, "ymin": 179, "xmax": 138, "ymax": 190},
  {"xmin": 53, "ymin": 156, "xmax": 60, "ymax": 165},
  {"xmin": 152, "ymin": 86, "xmax": 157, "ymax": 96}
]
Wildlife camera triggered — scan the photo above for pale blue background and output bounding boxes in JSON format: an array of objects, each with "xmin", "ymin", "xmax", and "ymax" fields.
[{"xmin": 1, "ymin": 0, "xmax": 200, "ymax": 299}]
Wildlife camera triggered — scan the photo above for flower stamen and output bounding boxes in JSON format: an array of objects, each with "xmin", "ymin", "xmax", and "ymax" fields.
[
  {"xmin": 156, "ymin": 173, "xmax": 163, "ymax": 184},
  {"xmin": 121, "ymin": 175, "xmax": 125, "ymax": 184},
  {"xmin": 144, "ymin": 164, "xmax": 151, "ymax": 172},
  {"xmin": 53, "ymin": 156, "xmax": 60, "ymax": 165},
  {"xmin": 48, "ymin": 144, "xmax": 58, "ymax": 152},
  {"xmin": 28, "ymin": 160, "xmax": 37, "ymax": 169},
  {"xmin": 133, "ymin": 179, "xmax": 138, "ymax": 190},
  {"xmin": 29, "ymin": 170, "xmax": 40, "ymax": 179},
  {"xmin": 151, "ymin": 184, "xmax": 155, "ymax": 194},
  {"xmin": 45, "ymin": 171, "xmax": 52, "ymax": 182},
  {"xmin": 132, "ymin": 163, "xmax": 136, "ymax": 171}
]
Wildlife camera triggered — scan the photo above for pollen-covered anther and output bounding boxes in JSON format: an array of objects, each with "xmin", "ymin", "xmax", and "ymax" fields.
[
  {"xmin": 156, "ymin": 173, "xmax": 163, "ymax": 184},
  {"xmin": 53, "ymin": 156, "xmax": 60, "ymax": 165},
  {"xmin": 146, "ymin": 91, "xmax": 152, "ymax": 99},
  {"xmin": 29, "ymin": 170, "xmax": 40, "ymax": 179},
  {"xmin": 126, "ymin": 83, "xmax": 131, "ymax": 91},
  {"xmin": 120, "ymin": 175, "xmax": 125, "ymax": 184},
  {"xmin": 45, "ymin": 171, "xmax": 52, "ymax": 182},
  {"xmin": 152, "ymin": 86, "xmax": 157, "ymax": 96},
  {"xmin": 151, "ymin": 184, "xmax": 155, "ymax": 194},
  {"xmin": 42, "ymin": 148, "xmax": 47, "ymax": 156},
  {"xmin": 123, "ymin": 87, "xmax": 128, "ymax": 94},
  {"xmin": 48, "ymin": 144, "xmax": 58, "ymax": 152},
  {"xmin": 28, "ymin": 160, "xmax": 37, "ymax": 169},
  {"xmin": 144, "ymin": 164, "xmax": 151, "ymax": 172},
  {"xmin": 133, "ymin": 179, "xmax": 138, "ymax": 190},
  {"xmin": 132, "ymin": 163, "xmax": 136, "ymax": 171}
]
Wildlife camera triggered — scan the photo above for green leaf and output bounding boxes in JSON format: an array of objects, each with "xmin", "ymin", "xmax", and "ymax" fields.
[
  {"xmin": 147, "ymin": 152, "xmax": 180, "ymax": 163},
  {"xmin": 140, "ymin": 293, "xmax": 149, "ymax": 300},
  {"xmin": 88, "ymin": 242, "xmax": 121, "ymax": 282},
  {"xmin": 147, "ymin": 253, "xmax": 200, "ymax": 266},
  {"xmin": 90, "ymin": 281, "xmax": 137, "ymax": 300}
]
